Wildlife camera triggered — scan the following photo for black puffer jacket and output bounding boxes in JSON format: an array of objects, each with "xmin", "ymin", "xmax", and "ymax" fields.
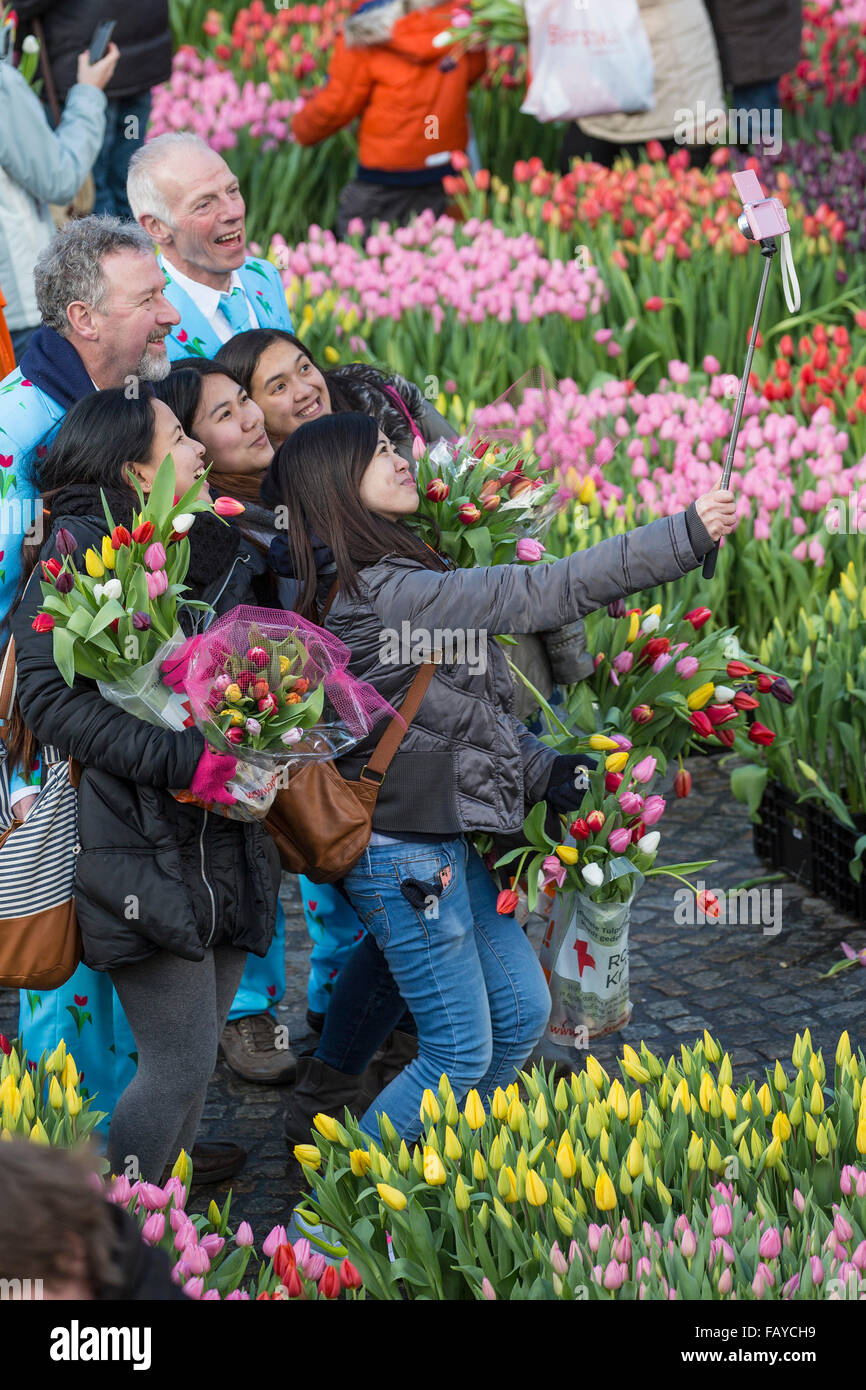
[
  {"xmin": 17, "ymin": 0, "xmax": 172, "ymax": 102},
  {"xmin": 703, "ymin": 0, "xmax": 802, "ymax": 87},
  {"xmin": 11, "ymin": 493, "xmax": 281, "ymax": 972}
]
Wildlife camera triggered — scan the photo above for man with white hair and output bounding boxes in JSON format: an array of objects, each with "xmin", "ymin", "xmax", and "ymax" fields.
[
  {"xmin": 0, "ymin": 215, "xmax": 180, "ymax": 627},
  {"xmin": 127, "ymin": 133, "xmax": 293, "ymax": 361}
]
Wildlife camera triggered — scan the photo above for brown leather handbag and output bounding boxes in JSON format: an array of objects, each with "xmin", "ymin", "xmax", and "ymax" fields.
[
  {"xmin": 0, "ymin": 640, "xmax": 83, "ymax": 989},
  {"xmin": 263, "ymin": 657, "xmax": 436, "ymax": 884}
]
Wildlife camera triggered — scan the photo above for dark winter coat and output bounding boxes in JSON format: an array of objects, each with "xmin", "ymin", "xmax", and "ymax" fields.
[
  {"xmin": 16, "ymin": 0, "xmax": 172, "ymax": 102},
  {"xmin": 11, "ymin": 491, "xmax": 281, "ymax": 972},
  {"xmin": 703, "ymin": 0, "xmax": 802, "ymax": 87},
  {"xmin": 328, "ymin": 506, "xmax": 715, "ymax": 836}
]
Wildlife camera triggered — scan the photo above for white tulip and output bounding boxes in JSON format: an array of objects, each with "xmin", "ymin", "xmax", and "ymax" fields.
[
  {"xmin": 637, "ymin": 831, "xmax": 660, "ymax": 855},
  {"xmin": 641, "ymin": 613, "xmax": 660, "ymax": 633},
  {"xmin": 22, "ymin": 36, "xmax": 40, "ymax": 53},
  {"xmin": 432, "ymin": 30, "xmax": 453, "ymax": 47},
  {"xmin": 171, "ymin": 513, "xmax": 195, "ymax": 534},
  {"xmin": 581, "ymin": 863, "xmax": 604, "ymax": 888},
  {"xmin": 713, "ymin": 685, "xmax": 735, "ymax": 702}
]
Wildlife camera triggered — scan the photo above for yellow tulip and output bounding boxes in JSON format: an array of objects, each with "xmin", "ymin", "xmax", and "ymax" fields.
[
  {"xmin": 737, "ymin": 1137, "xmax": 751, "ymax": 1170},
  {"xmin": 718, "ymin": 1053, "xmax": 733, "ymax": 1087},
  {"xmin": 444, "ymin": 1126, "xmax": 462, "ymax": 1162},
  {"xmin": 836, "ymin": 1031, "xmax": 852, "ymax": 1067},
  {"xmin": 533, "ymin": 1093, "xmax": 548, "ymax": 1129},
  {"xmin": 473, "ymin": 1149, "xmax": 487, "ymax": 1182},
  {"xmin": 578, "ymin": 476, "xmax": 596, "ymax": 506},
  {"xmin": 47, "ymin": 1041, "xmax": 66, "ymax": 1074},
  {"xmin": 488, "ymin": 1135, "xmax": 504, "ymax": 1170},
  {"xmin": 293, "ymin": 1144, "xmax": 322, "ymax": 1169},
  {"xmin": 492, "ymin": 1198, "xmax": 513, "ymax": 1229},
  {"xmin": 625, "ymin": 611, "xmax": 640, "ymax": 644},
  {"xmin": 750, "ymin": 1129, "xmax": 763, "ymax": 1162},
  {"xmin": 444, "ymin": 1092, "xmax": 459, "ymax": 1127},
  {"xmin": 497, "ymin": 1165, "xmax": 518, "ymax": 1203},
  {"xmin": 707, "ymin": 1139, "xmax": 724, "ymax": 1173},
  {"xmin": 29, "ymin": 1118, "xmax": 50, "ymax": 1145},
  {"xmin": 773, "ymin": 1060, "xmax": 788, "ymax": 1091},
  {"xmin": 464, "ymin": 1089, "xmax": 485, "ymax": 1129},
  {"xmin": 85, "ymin": 547, "xmax": 105, "ymax": 578},
  {"xmin": 423, "ymin": 1146, "xmax": 447, "ymax": 1186},
  {"xmin": 554, "ymin": 1078, "xmax": 570, "ymax": 1112},
  {"xmin": 525, "ymin": 1170, "xmax": 547, "ymax": 1206},
  {"xmin": 656, "ymin": 1176, "xmax": 673, "ymax": 1207},
  {"xmin": 580, "ymin": 1153, "xmax": 594, "ymax": 1187},
  {"xmin": 810, "ymin": 1051, "xmax": 826, "ymax": 1084},
  {"xmin": 698, "ymin": 1072, "xmax": 714, "ymax": 1113},
  {"xmin": 606, "ymin": 1078, "xmax": 627, "ymax": 1122},
  {"xmin": 171, "ymin": 1149, "xmax": 192, "ymax": 1185},
  {"xmin": 856, "ymin": 1119, "xmax": 866, "ymax": 1155},
  {"xmin": 628, "ymin": 1090, "xmax": 643, "ymax": 1127},
  {"xmin": 686, "ymin": 682, "xmax": 715, "ymax": 711},
  {"xmin": 702, "ymin": 1030, "xmax": 720, "ymax": 1063},
  {"xmin": 556, "ymin": 1133, "xmax": 577, "ymax": 1179},
  {"xmin": 62, "ymin": 1057, "xmax": 79, "ymax": 1091},
  {"xmin": 594, "ymin": 1166, "xmax": 617, "ymax": 1211},
  {"xmin": 420, "ymin": 1089, "xmax": 441, "ymax": 1124},
  {"xmin": 626, "ymin": 1137, "xmax": 643, "ymax": 1179},
  {"xmin": 671, "ymin": 1078, "xmax": 691, "ymax": 1115},
  {"xmin": 491, "ymin": 1087, "xmax": 509, "ymax": 1121},
  {"xmin": 599, "ymin": 1128, "xmax": 610, "ymax": 1164},
  {"xmin": 804, "ymin": 1113, "xmax": 818, "ymax": 1143},
  {"xmin": 756, "ymin": 1083, "xmax": 772, "ymax": 1117},
  {"xmin": 687, "ymin": 1132, "xmax": 704, "ymax": 1171},
  {"xmin": 742, "ymin": 1089, "xmax": 753, "ymax": 1113},
  {"xmin": 839, "ymin": 571, "xmax": 857, "ymax": 603},
  {"xmin": 815, "ymin": 1123, "xmax": 830, "ymax": 1158},
  {"xmin": 764, "ymin": 1135, "xmax": 783, "ymax": 1168},
  {"xmin": 788, "ymin": 1096, "xmax": 803, "ymax": 1126},
  {"xmin": 454, "ymin": 1174, "xmax": 471, "ymax": 1212},
  {"xmin": 809, "ymin": 1080, "xmax": 824, "ymax": 1116},
  {"xmin": 605, "ymin": 750, "xmax": 629, "ymax": 774},
  {"xmin": 48, "ymin": 1075, "xmax": 63, "ymax": 1112},
  {"xmin": 65, "ymin": 1082, "xmax": 81, "ymax": 1117},
  {"xmin": 101, "ymin": 535, "xmax": 116, "ymax": 570},
  {"xmin": 585, "ymin": 1101, "xmax": 603, "ymax": 1140},
  {"xmin": 621, "ymin": 1047, "xmax": 651, "ymax": 1084},
  {"xmin": 313, "ymin": 1112, "xmax": 341, "ymax": 1143},
  {"xmin": 586, "ymin": 1055, "xmax": 607, "ymax": 1090},
  {"xmin": 554, "ymin": 844, "xmax": 578, "ymax": 865},
  {"xmin": 507, "ymin": 1097, "xmax": 525, "ymax": 1131},
  {"xmin": 350, "ymin": 1148, "xmax": 371, "ymax": 1178},
  {"xmin": 588, "ymin": 735, "xmax": 619, "ymax": 751},
  {"xmin": 377, "ymin": 1182, "xmax": 407, "ymax": 1211},
  {"xmin": 771, "ymin": 1111, "xmax": 791, "ymax": 1142}
]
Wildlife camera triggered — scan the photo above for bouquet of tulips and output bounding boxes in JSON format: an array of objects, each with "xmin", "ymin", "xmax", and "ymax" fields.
[
  {"xmin": 412, "ymin": 434, "xmax": 558, "ymax": 567},
  {"xmin": 34, "ymin": 455, "xmax": 221, "ymax": 711},
  {"xmin": 291, "ymin": 1029, "xmax": 866, "ymax": 1300},
  {"xmin": 0, "ymin": 1036, "xmax": 106, "ymax": 1148},
  {"xmin": 105, "ymin": 1149, "xmax": 365, "ymax": 1300},
  {"xmin": 433, "ymin": 0, "xmax": 528, "ymax": 57}
]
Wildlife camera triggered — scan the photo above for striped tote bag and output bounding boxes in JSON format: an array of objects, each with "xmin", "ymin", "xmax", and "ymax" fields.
[{"xmin": 0, "ymin": 640, "xmax": 82, "ymax": 989}]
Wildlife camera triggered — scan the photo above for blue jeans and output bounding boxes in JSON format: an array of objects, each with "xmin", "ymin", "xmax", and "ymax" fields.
[
  {"xmin": 91, "ymin": 92, "xmax": 152, "ymax": 220},
  {"xmin": 316, "ymin": 930, "xmax": 414, "ymax": 1072},
  {"xmin": 343, "ymin": 837, "xmax": 551, "ymax": 1141}
]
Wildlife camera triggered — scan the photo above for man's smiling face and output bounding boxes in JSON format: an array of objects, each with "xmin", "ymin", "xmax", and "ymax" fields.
[{"xmin": 155, "ymin": 146, "xmax": 247, "ymax": 288}]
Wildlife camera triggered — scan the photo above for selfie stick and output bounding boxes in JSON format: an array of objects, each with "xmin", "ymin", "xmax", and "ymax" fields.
[{"xmin": 702, "ymin": 171, "xmax": 801, "ymax": 581}]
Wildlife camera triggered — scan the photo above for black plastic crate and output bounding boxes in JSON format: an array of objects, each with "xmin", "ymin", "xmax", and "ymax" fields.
[
  {"xmin": 753, "ymin": 780, "xmax": 866, "ymax": 922},
  {"xmin": 753, "ymin": 780, "xmax": 815, "ymax": 891}
]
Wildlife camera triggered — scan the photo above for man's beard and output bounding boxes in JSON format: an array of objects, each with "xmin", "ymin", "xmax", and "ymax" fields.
[{"xmin": 137, "ymin": 340, "xmax": 171, "ymax": 381}]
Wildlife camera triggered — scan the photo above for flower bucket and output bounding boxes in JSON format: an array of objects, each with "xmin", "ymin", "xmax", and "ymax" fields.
[{"xmin": 535, "ymin": 886, "xmax": 634, "ymax": 1061}]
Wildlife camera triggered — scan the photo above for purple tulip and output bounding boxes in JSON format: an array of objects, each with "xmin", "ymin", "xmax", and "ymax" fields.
[
  {"xmin": 608, "ymin": 599, "xmax": 626, "ymax": 618},
  {"xmin": 132, "ymin": 611, "xmax": 151, "ymax": 630},
  {"xmin": 55, "ymin": 527, "xmax": 78, "ymax": 556},
  {"xmin": 55, "ymin": 571, "xmax": 74, "ymax": 595}
]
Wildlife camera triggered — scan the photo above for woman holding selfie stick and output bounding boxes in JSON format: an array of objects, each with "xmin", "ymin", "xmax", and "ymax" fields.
[{"xmin": 265, "ymin": 412, "xmax": 740, "ymax": 1141}]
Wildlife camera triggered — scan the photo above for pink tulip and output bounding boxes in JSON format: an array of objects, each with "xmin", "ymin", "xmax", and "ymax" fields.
[
  {"xmin": 200, "ymin": 1234, "xmax": 225, "ymax": 1259},
  {"xmin": 676, "ymin": 656, "xmax": 699, "ymax": 679},
  {"xmin": 550, "ymin": 1242, "xmax": 569, "ymax": 1276},
  {"xmin": 163, "ymin": 1176, "xmax": 187, "ymax": 1210},
  {"xmin": 144, "ymin": 542, "xmax": 166, "ymax": 571},
  {"xmin": 793, "ymin": 1187, "xmax": 806, "ymax": 1211},
  {"xmin": 613, "ymin": 651, "xmax": 633, "ymax": 673},
  {"xmin": 631, "ymin": 755, "xmax": 656, "ymax": 783},
  {"xmin": 141, "ymin": 1212, "xmax": 165, "ymax": 1245},
  {"xmin": 711, "ymin": 1204, "xmax": 732, "ymax": 1238},
  {"xmin": 717, "ymin": 1266, "xmax": 732, "ymax": 1295},
  {"xmin": 834, "ymin": 1212, "xmax": 854, "ymax": 1243},
  {"xmin": 587, "ymin": 1223, "xmax": 603, "ymax": 1253},
  {"xmin": 680, "ymin": 1228, "xmax": 697, "ymax": 1258},
  {"xmin": 263, "ymin": 1225, "xmax": 288, "ymax": 1258},
  {"xmin": 481, "ymin": 1276, "xmax": 496, "ymax": 1300},
  {"xmin": 619, "ymin": 791, "xmax": 644, "ymax": 815},
  {"xmin": 642, "ymin": 795, "xmax": 666, "ymax": 826},
  {"xmin": 758, "ymin": 1228, "xmax": 781, "ymax": 1260},
  {"xmin": 109, "ymin": 1175, "xmax": 132, "ymax": 1206},
  {"xmin": 183, "ymin": 1243, "xmax": 211, "ymax": 1276},
  {"xmin": 603, "ymin": 1258, "xmax": 624, "ymax": 1290},
  {"xmin": 542, "ymin": 854, "xmax": 568, "ymax": 887},
  {"xmin": 516, "ymin": 538, "xmax": 545, "ymax": 563},
  {"xmin": 235, "ymin": 1222, "xmax": 254, "ymax": 1247},
  {"xmin": 146, "ymin": 568, "xmax": 168, "ymax": 599},
  {"xmin": 182, "ymin": 1276, "xmax": 205, "ymax": 1300},
  {"xmin": 608, "ymin": 828, "xmax": 632, "ymax": 853},
  {"xmin": 136, "ymin": 1182, "xmax": 170, "ymax": 1211},
  {"xmin": 811, "ymin": 1256, "xmax": 824, "ymax": 1285}
]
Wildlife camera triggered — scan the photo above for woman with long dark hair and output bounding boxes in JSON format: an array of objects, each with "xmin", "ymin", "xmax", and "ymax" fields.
[
  {"xmin": 9, "ymin": 389, "xmax": 281, "ymax": 1182},
  {"xmin": 265, "ymin": 412, "xmax": 739, "ymax": 1141}
]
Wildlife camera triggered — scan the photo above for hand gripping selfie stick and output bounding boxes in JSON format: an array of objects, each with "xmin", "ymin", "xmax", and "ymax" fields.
[{"xmin": 702, "ymin": 170, "xmax": 801, "ymax": 580}]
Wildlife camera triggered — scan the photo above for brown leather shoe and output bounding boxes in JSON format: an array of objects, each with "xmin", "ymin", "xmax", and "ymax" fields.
[
  {"xmin": 219, "ymin": 1013, "xmax": 297, "ymax": 1084},
  {"xmin": 159, "ymin": 1141, "xmax": 247, "ymax": 1186}
]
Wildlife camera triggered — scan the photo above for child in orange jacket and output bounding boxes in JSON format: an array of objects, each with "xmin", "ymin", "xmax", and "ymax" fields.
[{"xmin": 292, "ymin": 0, "xmax": 486, "ymax": 236}]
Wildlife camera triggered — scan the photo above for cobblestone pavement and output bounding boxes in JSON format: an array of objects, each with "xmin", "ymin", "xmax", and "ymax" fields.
[{"xmin": 2, "ymin": 755, "xmax": 864, "ymax": 1237}]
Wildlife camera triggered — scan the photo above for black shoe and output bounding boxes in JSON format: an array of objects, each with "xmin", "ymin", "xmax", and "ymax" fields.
[
  {"xmin": 306, "ymin": 1009, "xmax": 326, "ymax": 1035},
  {"xmin": 283, "ymin": 1054, "xmax": 373, "ymax": 1150},
  {"xmin": 161, "ymin": 1141, "xmax": 247, "ymax": 1186}
]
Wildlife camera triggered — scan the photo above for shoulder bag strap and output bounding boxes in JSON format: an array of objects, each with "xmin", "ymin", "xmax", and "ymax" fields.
[
  {"xmin": 0, "ymin": 638, "xmax": 17, "ymax": 735},
  {"xmin": 32, "ymin": 18, "xmax": 62, "ymax": 127}
]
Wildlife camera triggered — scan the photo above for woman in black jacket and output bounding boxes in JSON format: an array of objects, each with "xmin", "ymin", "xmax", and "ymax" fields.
[{"xmin": 10, "ymin": 389, "xmax": 281, "ymax": 1182}]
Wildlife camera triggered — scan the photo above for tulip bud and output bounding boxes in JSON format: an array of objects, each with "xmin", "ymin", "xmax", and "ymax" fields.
[{"xmin": 674, "ymin": 768, "xmax": 692, "ymax": 798}]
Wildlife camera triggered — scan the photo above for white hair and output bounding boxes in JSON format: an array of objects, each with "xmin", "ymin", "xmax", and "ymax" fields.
[{"xmin": 127, "ymin": 133, "xmax": 217, "ymax": 227}]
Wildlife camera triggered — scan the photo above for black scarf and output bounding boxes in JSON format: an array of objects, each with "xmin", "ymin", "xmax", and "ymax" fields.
[
  {"xmin": 49, "ymin": 484, "xmax": 241, "ymax": 597},
  {"xmin": 18, "ymin": 327, "xmax": 96, "ymax": 412}
]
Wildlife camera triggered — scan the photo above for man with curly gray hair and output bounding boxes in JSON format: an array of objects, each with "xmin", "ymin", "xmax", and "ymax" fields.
[{"xmin": 0, "ymin": 214, "xmax": 180, "ymax": 626}]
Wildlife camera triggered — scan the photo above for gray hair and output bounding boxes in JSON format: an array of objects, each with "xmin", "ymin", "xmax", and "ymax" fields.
[
  {"xmin": 34, "ymin": 217, "xmax": 156, "ymax": 337},
  {"xmin": 127, "ymin": 133, "xmax": 215, "ymax": 226}
]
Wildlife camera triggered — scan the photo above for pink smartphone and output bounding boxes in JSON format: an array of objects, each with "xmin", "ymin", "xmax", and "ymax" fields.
[{"xmin": 732, "ymin": 170, "xmax": 790, "ymax": 240}]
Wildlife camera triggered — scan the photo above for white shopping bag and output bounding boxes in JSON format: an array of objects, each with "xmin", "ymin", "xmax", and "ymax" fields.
[{"xmin": 521, "ymin": 0, "xmax": 655, "ymax": 123}]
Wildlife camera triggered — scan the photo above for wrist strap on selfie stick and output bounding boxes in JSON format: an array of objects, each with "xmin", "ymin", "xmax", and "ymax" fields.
[{"xmin": 702, "ymin": 239, "xmax": 777, "ymax": 581}]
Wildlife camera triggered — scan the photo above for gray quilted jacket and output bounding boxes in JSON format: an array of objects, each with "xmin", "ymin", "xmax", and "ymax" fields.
[{"xmin": 330, "ymin": 507, "xmax": 713, "ymax": 836}]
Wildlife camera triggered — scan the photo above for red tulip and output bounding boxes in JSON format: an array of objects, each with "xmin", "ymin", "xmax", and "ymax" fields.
[
  {"xmin": 339, "ymin": 1258, "xmax": 363, "ymax": 1291},
  {"xmin": 706, "ymin": 704, "xmax": 737, "ymax": 725},
  {"xmin": 631, "ymin": 704, "xmax": 654, "ymax": 724},
  {"xmin": 496, "ymin": 889, "xmax": 519, "ymax": 915},
  {"xmin": 630, "ymin": 820, "xmax": 646, "ymax": 844},
  {"xmin": 41, "ymin": 557, "xmax": 62, "ymax": 582},
  {"xmin": 684, "ymin": 607, "xmax": 712, "ymax": 630},
  {"xmin": 756, "ymin": 674, "xmax": 773, "ymax": 693},
  {"xmin": 284, "ymin": 1266, "xmax": 304, "ymax": 1298},
  {"xmin": 111, "ymin": 525, "xmax": 132, "ymax": 549},
  {"xmin": 672, "ymin": 769, "xmax": 691, "ymax": 799},
  {"xmin": 0, "ymin": 1034, "xmax": 11, "ymax": 1056},
  {"xmin": 457, "ymin": 503, "xmax": 481, "ymax": 524},
  {"xmin": 644, "ymin": 296, "xmax": 664, "ymax": 312},
  {"xmin": 638, "ymin": 637, "xmax": 670, "ymax": 666},
  {"xmin": 570, "ymin": 818, "xmax": 590, "ymax": 840},
  {"xmin": 318, "ymin": 1265, "xmax": 340, "ymax": 1300},
  {"xmin": 748, "ymin": 722, "xmax": 776, "ymax": 747},
  {"xmin": 586, "ymin": 810, "xmax": 606, "ymax": 832},
  {"xmin": 605, "ymin": 771, "xmax": 623, "ymax": 792},
  {"xmin": 715, "ymin": 727, "xmax": 735, "ymax": 747},
  {"xmin": 274, "ymin": 1244, "xmax": 296, "ymax": 1283},
  {"xmin": 472, "ymin": 439, "xmax": 490, "ymax": 458},
  {"xmin": 425, "ymin": 478, "xmax": 449, "ymax": 502},
  {"xmin": 726, "ymin": 660, "xmax": 753, "ymax": 679},
  {"xmin": 213, "ymin": 495, "xmax": 245, "ymax": 517},
  {"xmin": 733, "ymin": 690, "xmax": 760, "ymax": 711},
  {"xmin": 31, "ymin": 613, "xmax": 54, "ymax": 632},
  {"xmin": 689, "ymin": 711, "xmax": 713, "ymax": 737},
  {"xmin": 131, "ymin": 521, "xmax": 155, "ymax": 545},
  {"xmin": 696, "ymin": 890, "xmax": 720, "ymax": 919}
]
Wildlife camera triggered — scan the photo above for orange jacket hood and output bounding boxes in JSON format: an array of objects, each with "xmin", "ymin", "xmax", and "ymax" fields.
[{"xmin": 344, "ymin": 0, "xmax": 453, "ymax": 62}]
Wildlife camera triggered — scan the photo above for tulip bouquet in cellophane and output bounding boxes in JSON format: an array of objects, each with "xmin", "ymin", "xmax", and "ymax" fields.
[
  {"xmin": 178, "ymin": 605, "xmax": 397, "ymax": 818},
  {"xmin": 291, "ymin": 1029, "xmax": 866, "ymax": 1300}
]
